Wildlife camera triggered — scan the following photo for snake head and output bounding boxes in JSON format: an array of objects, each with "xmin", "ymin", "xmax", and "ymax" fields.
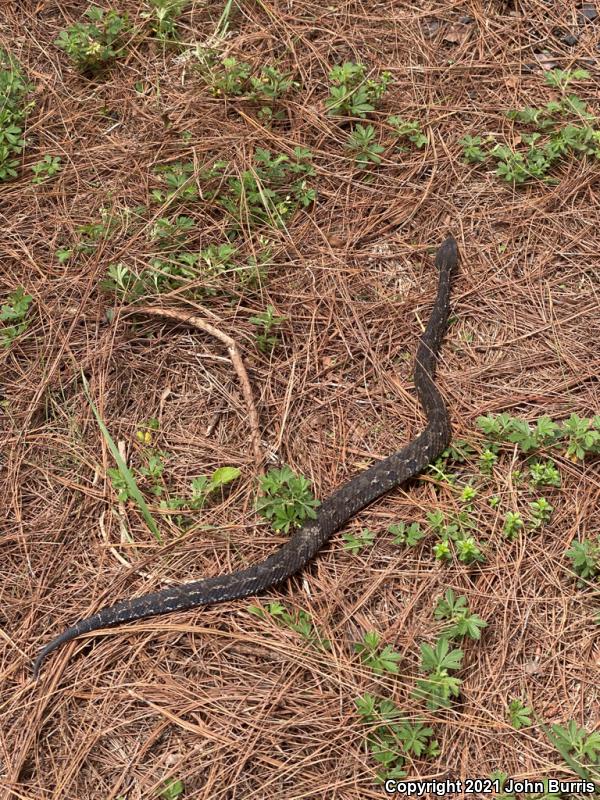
[{"xmin": 435, "ymin": 235, "xmax": 458, "ymax": 272}]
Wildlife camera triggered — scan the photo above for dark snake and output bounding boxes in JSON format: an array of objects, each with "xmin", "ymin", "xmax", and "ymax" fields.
[{"xmin": 33, "ymin": 235, "xmax": 458, "ymax": 679}]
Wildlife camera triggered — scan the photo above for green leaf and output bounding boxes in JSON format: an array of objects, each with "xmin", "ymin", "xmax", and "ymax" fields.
[{"xmin": 209, "ymin": 466, "xmax": 241, "ymax": 489}]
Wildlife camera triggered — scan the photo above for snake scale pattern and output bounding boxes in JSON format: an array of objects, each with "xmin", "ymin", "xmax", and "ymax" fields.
[{"xmin": 33, "ymin": 235, "xmax": 458, "ymax": 679}]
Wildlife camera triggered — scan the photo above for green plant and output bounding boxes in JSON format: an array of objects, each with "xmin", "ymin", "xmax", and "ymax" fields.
[
  {"xmin": 151, "ymin": 215, "xmax": 195, "ymax": 246},
  {"xmin": 490, "ymin": 771, "xmax": 563, "ymax": 800},
  {"xmin": 477, "ymin": 413, "xmax": 562, "ymax": 452},
  {"xmin": 459, "ymin": 484, "xmax": 477, "ymax": 505},
  {"xmin": 460, "ymin": 134, "xmax": 489, "ymax": 163},
  {"xmin": 31, "ymin": 154, "xmax": 62, "ymax": 184},
  {"xmin": 0, "ymin": 47, "xmax": 32, "ymax": 182},
  {"xmin": 249, "ymin": 304, "xmax": 285, "ymax": 352},
  {"xmin": 196, "ymin": 54, "xmax": 297, "ymax": 105},
  {"xmin": 218, "ymin": 147, "xmax": 315, "ymax": 229},
  {"xmin": 561, "ymin": 413, "xmax": 600, "ymax": 461},
  {"xmin": 354, "ymin": 631, "xmax": 402, "ymax": 675},
  {"xmin": 159, "ymin": 466, "xmax": 240, "ymax": 527},
  {"xmin": 427, "ymin": 509, "xmax": 484, "ymax": 564},
  {"xmin": 256, "ymin": 466, "xmax": 320, "ymax": 533},
  {"xmin": 434, "ymin": 589, "xmax": 487, "ymax": 641},
  {"xmin": 248, "ymin": 601, "xmax": 330, "ymax": 650},
  {"xmin": 507, "ymin": 698, "xmax": 532, "ymax": 730},
  {"xmin": 342, "ymin": 527, "xmax": 376, "ymax": 555},
  {"xmin": 387, "ymin": 116, "xmax": 428, "ymax": 149},
  {"xmin": 325, "ymin": 61, "xmax": 392, "ymax": 118},
  {"xmin": 549, "ymin": 720, "xmax": 600, "ymax": 767},
  {"xmin": 503, "ymin": 510, "xmax": 524, "ymax": 541},
  {"xmin": 139, "ymin": 452, "xmax": 167, "ymax": 494},
  {"xmin": 355, "ymin": 694, "xmax": 439, "ymax": 783},
  {"xmin": 249, "ymin": 65, "xmax": 298, "ymax": 103},
  {"xmin": 189, "ymin": 466, "xmax": 241, "ymax": 507},
  {"xmin": 143, "ymin": 0, "xmax": 186, "ymax": 42},
  {"xmin": 101, "ymin": 262, "xmax": 145, "ymax": 299},
  {"xmin": 413, "ymin": 637, "xmax": 463, "ymax": 710},
  {"xmin": 1, "ymin": 286, "xmax": 33, "ymax": 347},
  {"xmin": 55, "ymin": 6, "xmax": 131, "ymax": 73},
  {"xmin": 478, "ymin": 446, "xmax": 498, "ymax": 474},
  {"xmin": 345, "ymin": 124, "xmax": 385, "ymax": 168},
  {"xmin": 454, "ymin": 536, "xmax": 484, "ymax": 563},
  {"xmin": 544, "ymin": 67, "xmax": 591, "ymax": 91},
  {"xmin": 566, "ymin": 537, "xmax": 600, "ymax": 581},
  {"xmin": 462, "ymin": 70, "xmax": 600, "ymax": 185},
  {"xmin": 56, "ymin": 247, "xmax": 73, "ymax": 264},
  {"xmin": 83, "ymin": 373, "xmax": 161, "ymax": 541},
  {"xmin": 529, "ymin": 496, "xmax": 554, "ymax": 528},
  {"xmin": 388, "ymin": 521, "xmax": 425, "ymax": 547},
  {"xmin": 152, "ymin": 161, "xmax": 198, "ymax": 203},
  {"xmin": 529, "ymin": 459, "xmax": 561, "ymax": 488},
  {"xmin": 158, "ymin": 778, "xmax": 184, "ymax": 799}
]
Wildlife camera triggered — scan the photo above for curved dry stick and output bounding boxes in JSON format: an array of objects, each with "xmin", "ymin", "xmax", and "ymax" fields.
[{"xmin": 130, "ymin": 305, "xmax": 263, "ymax": 466}]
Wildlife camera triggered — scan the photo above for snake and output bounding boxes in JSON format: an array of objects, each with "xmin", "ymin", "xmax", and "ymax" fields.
[{"xmin": 32, "ymin": 235, "xmax": 458, "ymax": 679}]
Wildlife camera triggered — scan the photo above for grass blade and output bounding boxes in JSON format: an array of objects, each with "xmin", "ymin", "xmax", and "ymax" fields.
[{"xmin": 82, "ymin": 372, "xmax": 162, "ymax": 542}]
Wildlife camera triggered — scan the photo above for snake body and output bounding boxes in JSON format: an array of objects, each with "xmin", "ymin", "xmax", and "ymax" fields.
[{"xmin": 33, "ymin": 235, "xmax": 458, "ymax": 679}]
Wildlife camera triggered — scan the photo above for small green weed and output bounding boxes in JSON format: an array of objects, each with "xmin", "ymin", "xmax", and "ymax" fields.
[
  {"xmin": 342, "ymin": 527, "xmax": 376, "ymax": 554},
  {"xmin": 196, "ymin": 53, "xmax": 297, "ymax": 107},
  {"xmin": 566, "ymin": 536, "xmax": 600, "ymax": 581},
  {"xmin": 325, "ymin": 61, "xmax": 392, "ymax": 118},
  {"xmin": 460, "ymin": 134, "xmax": 490, "ymax": 163},
  {"xmin": 503, "ymin": 510, "xmax": 524, "ymax": 541},
  {"xmin": 413, "ymin": 637, "xmax": 463, "ymax": 710},
  {"xmin": 248, "ymin": 601, "xmax": 330, "ymax": 650},
  {"xmin": 548, "ymin": 720, "xmax": 600, "ymax": 772},
  {"xmin": 158, "ymin": 778, "xmax": 184, "ymax": 799},
  {"xmin": 143, "ymin": 0, "xmax": 186, "ymax": 42},
  {"xmin": 544, "ymin": 67, "xmax": 591, "ymax": 91},
  {"xmin": 476, "ymin": 411, "xmax": 600, "ymax": 461},
  {"xmin": 529, "ymin": 459, "xmax": 561, "ymax": 488},
  {"xmin": 460, "ymin": 69, "xmax": 600, "ymax": 184},
  {"xmin": 354, "ymin": 631, "xmax": 402, "ymax": 675},
  {"xmin": 355, "ymin": 694, "xmax": 439, "ymax": 783},
  {"xmin": 507, "ymin": 698, "xmax": 533, "ymax": 730},
  {"xmin": 55, "ymin": 6, "xmax": 131, "ymax": 73},
  {"xmin": 345, "ymin": 124, "xmax": 385, "ymax": 168},
  {"xmin": 31, "ymin": 154, "xmax": 62, "ymax": 184},
  {"xmin": 0, "ymin": 47, "xmax": 32, "ymax": 182},
  {"xmin": 256, "ymin": 466, "xmax": 320, "ymax": 533},
  {"xmin": 388, "ymin": 521, "xmax": 425, "ymax": 547},
  {"xmin": 561, "ymin": 413, "xmax": 600, "ymax": 461},
  {"xmin": 218, "ymin": 147, "xmax": 315, "ymax": 229},
  {"xmin": 478, "ymin": 446, "xmax": 498, "ymax": 474},
  {"xmin": 434, "ymin": 589, "xmax": 487, "ymax": 641},
  {"xmin": 1, "ymin": 286, "xmax": 33, "ymax": 347},
  {"xmin": 152, "ymin": 161, "xmax": 198, "ymax": 203},
  {"xmin": 387, "ymin": 116, "xmax": 428, "ymax": 149},
  {"xmin": 249, "ymin": 304, "xmax": 285, "ymax": 353},
  {"xmin": 427, "ymin": 509, "xmax": 484, "ymax": 565},
  {"xmin": 529, "ymin": 496, "xmax": 554, "ymax": 528}
]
